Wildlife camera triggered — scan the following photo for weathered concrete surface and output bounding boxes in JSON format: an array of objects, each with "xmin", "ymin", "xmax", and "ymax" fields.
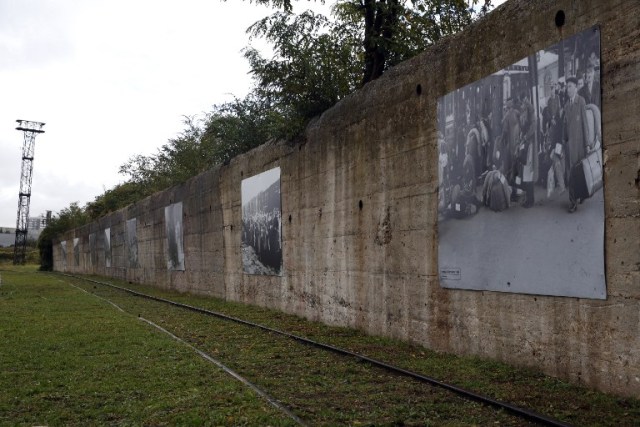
[{"xmin": 56, "ymin": 0, "xmax": 640, "ymax": 397}]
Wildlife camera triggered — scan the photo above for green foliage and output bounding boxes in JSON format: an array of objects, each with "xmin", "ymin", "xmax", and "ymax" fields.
[
  {"xmin": 352, "ymin": 0, "xmax": 484, "ymax": 82},
  {"xmin": 245, "ymin": 9, "xmax": 361, "ymax": 136},
  {"xmin": 0, "ymin": 248, "xmax": 13, "ymax": 264},
  {"xmin": 52, "ymin": 0, "xmax": 494, "ymax": 238},
  {"xmin": 223, "ymin": 0, "xmax": 325, "ymax": 13},
  {"xmin": 16, "ymin": 272, "xmax": 637, "ymax": 426},
  {"xmin": 0, "ymin": 270, "xmax": 293, "ymax": 425},
  {"xmin": 85, "ymin": 181, "xmax": 152, "ymax": 220},
  {"xmin": 246, "ymin": 1, "xmax": 490, "ymax": 86},
  {"xmin": 116, "ymin": 96, "xmax": 294, "ymax": 193},
  {"xmin": 0, "ymin": 247, "xmax": 38, "ymax": 265},
  {"xmin": 37, "ymin": 202, "xmax": 90, "ymax": 271},
  {"xmin": 203, "ymin": 94, "xmax": 288, "ymax": 163},
  {"xmin": 118, "ymin": 116, "xmax": 208, "ymax": 193}
]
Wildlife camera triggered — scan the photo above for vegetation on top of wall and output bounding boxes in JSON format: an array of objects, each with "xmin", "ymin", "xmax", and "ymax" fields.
[
  {"xmin": 44, "ymin": 0, "xmax": 493, "ymax": 268},
  {"xmin": 38, "ymin": 202, "xmax": 89, "ymax": 271}
]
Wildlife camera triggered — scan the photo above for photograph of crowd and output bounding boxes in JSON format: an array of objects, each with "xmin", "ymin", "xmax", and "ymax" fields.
[
  {"xmin": 164, "ymin": 201, "xmax": 185, "ymax": 271},
  {"xmin": 125, "ymin": 218, "xmax": 138, "ymax": 268},
  {"xmin": 241, "ymin": 167, "xmax": 283, "ymax": 276},
  {"xmin": 60, "ymin": 240, "xmax": 67, "ymax": 269},
  {"xmin": 89, "ymin": 232, "xmax": 97, "ymax": 267},
  {"xmin": 73, "ymin": 237, "xmax": 80, "ymax": 266},
  {"xmin": 437, "ymin": 26, "xmax": 605, "ymax": 299},
  {"xmin": 104, "ymin": 227, "xmax": 111, "ymax": 268}
]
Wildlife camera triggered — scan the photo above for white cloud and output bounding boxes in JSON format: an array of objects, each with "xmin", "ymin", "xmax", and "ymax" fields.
[
  {"xmin": 0, "ymin": 0, "xmax": 280, "ymax": 226},
  {"xmin": 0, "ymin": 0, "xmax": 502, "ymax": 226}
]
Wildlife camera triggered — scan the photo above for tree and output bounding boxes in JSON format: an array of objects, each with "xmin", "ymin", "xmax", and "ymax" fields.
[
  {"xmin": 244, "ymin": 9, "xmax": 361, "ymax": 138},
  {"xmin": 117, "ymin": 94, "xmax": 297, "ymax": 193},
  {"xmin": 242, "ymin": 0, "xmax": 492, "ymax": 84},
  {"xmin": 46, "ymin": 0, "xmax": 494, "ymax": 240},
  {"xmin": 202, "ymin": 93, "xmax": 289, "ymax": 162},
  {"xmin": 241, "ymin": 0, "xmax": 492, "ymax": 138},
  {"xmin": 116, "ymin": 116, "xmax": 211, "ymax": 199},
  {"xmin": 85, "ymin": 182, "xmax": 152, "ymax": 220},
  {"xmin": 37, "ymin": 202, "xmax": 90, "ymax": 270}
]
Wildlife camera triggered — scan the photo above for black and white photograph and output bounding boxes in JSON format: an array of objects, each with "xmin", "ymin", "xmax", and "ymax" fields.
[
  {"xmin": 125, "ymin": 218, "xmax": 138, "ymax": 268},
  {"xmin": 73, "ymin": 237, "xmax": 80, "ymax": 267},
  {"xmin": 437, "ymin": 26, "xmax": 605, "ymax": 299},
  {"xmin": 241, "ymin": 166, "xmax": 282, "ymax": 276},
  {"xmin": 89, "ymin": 233, "xmax": 97, "ymax": 267},
  {"xmin": 104, "ymin": 228, "xmax": 111, "ymax": 268},
  {"xmin": 60, "ymin": 240, "xmax": 67, "ymax": 270},
  {"xmin": 164, "ymin": 201, "xmax": 185, "ymax": 271}
]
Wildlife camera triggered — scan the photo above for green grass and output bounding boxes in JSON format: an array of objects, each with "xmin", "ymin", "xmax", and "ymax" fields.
[
  {"xmin": 2, "ymin": 266, "xmax": 640, "ymax": 426},
  {"xmin": 63, "ymin": 277, "xmax": 523, "ymax": 426},
  {"xmin": 77, "ymin": 271, "xmax": 640, "ymax": 427},
  {"xmin": 0, "ymin": 246, "xmax": 38, "ymax": 265},
  {"xmin": 0, "ymin": 266, "xmax": 296, "ymax": 426}
]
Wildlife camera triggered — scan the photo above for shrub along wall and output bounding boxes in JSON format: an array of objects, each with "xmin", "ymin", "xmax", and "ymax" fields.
[{"xmin": 55, "ymin": 0, "xmax": 640, "ymax": 397}]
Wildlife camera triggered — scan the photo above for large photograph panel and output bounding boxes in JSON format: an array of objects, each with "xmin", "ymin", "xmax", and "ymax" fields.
[
  {"xmin": 437, "ymin": 26, "xmax": 604, "ymax": 299},
  {"xmin": 164, "ymin": 201, "xmax": 185, "ymax": 271},
  {"xmin": 60, "ymin": 240, "xmax": 67, "ymax": 270},
  {"xmin": 241, "ymin": 166, "xmax": 282, "ymax": 276},
  {"xmin": 104, "ymin": 228, "xmax": 111, "ymax": 268},
  {"xmin": 73, "ymin": 237, "xmax": 80, "ymax": 266},
  {"xmin": 89, "ymin": 233, "xmax": 97, "ymax": 267},
  {"xmin": 125, "ymin": 218, "xmax": 138, "ymax": 268}
]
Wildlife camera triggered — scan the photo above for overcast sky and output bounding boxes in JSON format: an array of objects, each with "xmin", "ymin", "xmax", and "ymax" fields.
[
  {"xmin": 0, "ymin": 0, "xmax": 332, "ymax": 227},
  {"xmin": 0, "ymin": 0, "xmax": 502, "ymax": 228}
]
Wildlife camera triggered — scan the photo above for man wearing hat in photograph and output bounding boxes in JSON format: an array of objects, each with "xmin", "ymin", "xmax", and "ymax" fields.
[
  {"xmin": 562, "ymin": 75, "xmax": 590, "ymax": 213},
  {"xmin": 579, "ymin": 65, "xmax": 601, "ymax": 108}
]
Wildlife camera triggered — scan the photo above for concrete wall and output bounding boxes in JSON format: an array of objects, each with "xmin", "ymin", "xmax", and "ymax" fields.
[{"xmin": 55, "ymin": 0, "xmax": 640, "ymax": 397}]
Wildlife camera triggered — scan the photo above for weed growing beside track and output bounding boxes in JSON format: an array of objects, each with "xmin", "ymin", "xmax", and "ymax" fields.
[
  {"xmin": 0, "ymin": 266, "xmax": 296, "ymax": 426},
  {"xmin": 2, "ymin": 266, "xmax": 639, "ymax": 425}
]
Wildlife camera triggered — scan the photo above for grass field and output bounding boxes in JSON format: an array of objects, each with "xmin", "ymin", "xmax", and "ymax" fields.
[
  {"xmin": 0, "ymin": 266, "xmax": 295, "ymax": 426},
  {"xmin": 1, "ymin": 265, "xmax": 639, "ymax": 426}
]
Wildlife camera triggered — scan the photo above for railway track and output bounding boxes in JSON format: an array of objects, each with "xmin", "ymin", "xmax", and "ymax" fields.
[{"xmin": 61, "ymin": 273, "xmax": 571, "ymax": 426}]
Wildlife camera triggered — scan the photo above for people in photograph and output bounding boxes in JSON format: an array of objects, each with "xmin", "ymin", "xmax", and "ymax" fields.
[
  {"xmin": 557, "ymin": 79, "xmax": 568, "ymax": 107},
  {"xmin": 454, "ymin": 101, "xmax": 473, "ymax": 174},
  {"xmin": 500, "ymin": 97, "xmax": 520, "ymax": 181},
  {"xmin": 562, "ymin": 76, "xmax": 590, "ymax": 213},
  {"xmin": 447, "ymin": 141, "xmax": 482, "ymax": 218},
  {"xmin": 438, "ymin": 131, "xmax": 452, "ymax": 212},
  {"xmin": 465, "ymin": 118, "xmax": 484, "ymax": 182},
  {"xmin": 588, "ymin": 50, "xmax": 600, "ymax": 69},
  {"xmin": 542, "ymin": 84, "xmax": 566, "ymax": 195},
  {"xmin": 578, "ymin": 65, "xmax": 601, "ymax": 108},
  {"xmin": 516, "ymin": 91, "xmax": 538, "ymax": 208},
  {"xmin": 478, "ymin": 99, "xmax": 494, "ymax": 173},
  {"xmin": 463, "ymin": 138, "xmax": 478, "ymax": 198}
]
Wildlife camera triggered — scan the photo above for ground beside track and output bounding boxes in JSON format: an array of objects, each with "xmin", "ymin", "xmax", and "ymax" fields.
[{"xmin": 1, "ymin": 265, "xmax": 639, "ymax": 426}]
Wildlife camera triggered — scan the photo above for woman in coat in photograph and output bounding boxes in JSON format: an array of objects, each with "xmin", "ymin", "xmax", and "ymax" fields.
[
  {"xmin": 562, "ymin": 76, "xmax": 590, "ymax": 212},
  {"xmin": 500, "ymin": 97, "xmax": 521, "ymax": 181},
  {"xmin": 518, "ymin": 92, "xmax": 538, "ymax": 208}
]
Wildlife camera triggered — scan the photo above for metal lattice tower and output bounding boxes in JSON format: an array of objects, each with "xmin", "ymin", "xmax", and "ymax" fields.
[{"xmin": 13, "ymin": 120, "xmax": 45, "ymax": 265}]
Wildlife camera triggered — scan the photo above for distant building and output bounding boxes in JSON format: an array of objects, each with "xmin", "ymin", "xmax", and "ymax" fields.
[
  {"xmin": 0, "ymin": 233, "xmax": 14, "ymax": 248},
  {"xmin": 0, "ymin": 211, "xmax": 51, "ymax": 247},
  {"xmin": 28, "ymin": 211, "xmax": 51, "ymax": 231}
]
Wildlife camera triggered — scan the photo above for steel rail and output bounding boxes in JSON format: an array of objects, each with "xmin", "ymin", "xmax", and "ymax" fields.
[
  {"xmin": 137, "ymin": 316, "xmax": 307, "ymax": 426},
  {"xmin": 63, "ymin": 273, "xmax": 572, "ymax": 427},
  {"xmin": 66, "ymin": 277, "xmax": 306, "ymax": 425}
]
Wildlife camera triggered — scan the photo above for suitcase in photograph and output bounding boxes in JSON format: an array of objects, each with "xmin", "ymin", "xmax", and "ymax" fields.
[{"xmin": 571, "ymin": 147, "xmax": 603, "ymax": 200}]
